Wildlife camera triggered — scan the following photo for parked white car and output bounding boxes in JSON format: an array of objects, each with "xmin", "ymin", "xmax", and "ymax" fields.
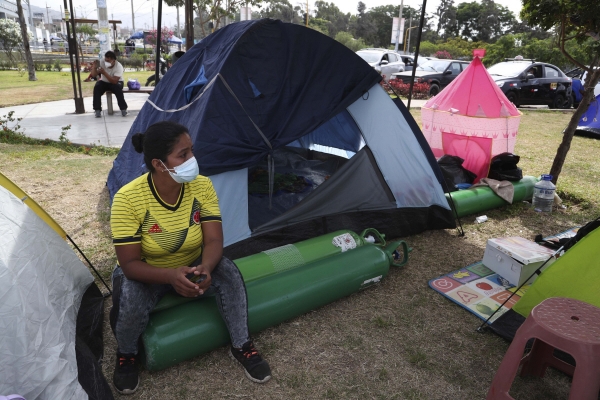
[{"xmin": 356, "ymin": 48, "xmax": 405, "ymax": 81}]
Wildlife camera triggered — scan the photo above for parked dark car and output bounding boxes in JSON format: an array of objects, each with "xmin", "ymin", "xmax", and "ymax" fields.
[
  {"xmin": 565, "ymin": 67, "xmax": 600, "ymax": 108},
  {"xmin": 487, "ymin": 58, "xmax": 572, "ymax": 109},
  {"xmin": 391, "ymin": 59, "xmax": 470, "ymax": 96}
]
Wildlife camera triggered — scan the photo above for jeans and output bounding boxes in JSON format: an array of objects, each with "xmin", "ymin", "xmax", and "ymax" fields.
[
  {"xmin": 110, "ymin": 256, "xmax": 250, "ymax": 355},
  {"xmin": 93, "ymin": 80, "xmax": 128, "ymax": 111}
]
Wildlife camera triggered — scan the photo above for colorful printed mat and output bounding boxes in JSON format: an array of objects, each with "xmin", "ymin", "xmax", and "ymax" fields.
[{"xmin": 428, "ymin": 228, "xmax": 579, "ymax": 323}]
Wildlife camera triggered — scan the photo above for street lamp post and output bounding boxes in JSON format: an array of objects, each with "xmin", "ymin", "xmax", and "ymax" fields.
[{"xmin": 130, "ymin": 0, "xmax": 135, "ymax": 31}]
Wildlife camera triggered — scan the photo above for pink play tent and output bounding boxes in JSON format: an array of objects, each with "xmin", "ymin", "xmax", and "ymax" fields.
[{"xmin": 420, "ymin": 50, "xmax": 522, "ymax": 183}]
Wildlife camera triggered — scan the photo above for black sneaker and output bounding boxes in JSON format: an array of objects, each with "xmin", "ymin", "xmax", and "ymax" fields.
[
  {"xmin": 230, "ymin": 341, "xmax": 272, "ymax": 383},
  {"xmin": 113, "ymin": 352, "xmax": 139, "ymax": 394}
]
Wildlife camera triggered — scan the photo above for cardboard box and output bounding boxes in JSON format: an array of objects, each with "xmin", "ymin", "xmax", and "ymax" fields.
[{"xmin": 482, "ymin": 237, "xmax": 556, "ymax": 287}]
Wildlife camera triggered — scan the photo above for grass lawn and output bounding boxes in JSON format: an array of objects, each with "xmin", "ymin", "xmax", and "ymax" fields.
[
  {"xmin": 0, "ymin": 110, "xmax": 598, "ymax": 399},
  {"xmin": 0, "ymin": 68, "xmax": 148, "ymax": 108}
]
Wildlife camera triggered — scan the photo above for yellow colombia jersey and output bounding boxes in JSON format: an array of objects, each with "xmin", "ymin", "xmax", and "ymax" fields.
[{"xmin": 110, "ymin": 173, "xmax": 222, "ymax": 268}]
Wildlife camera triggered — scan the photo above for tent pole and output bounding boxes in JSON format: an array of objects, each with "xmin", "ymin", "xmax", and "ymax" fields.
[
  {"xmin": 155, "ymin": 0, "xmax": 163, "ymax": 85},
  {"xmin": 67, "ymin": 235, "xmax": 112, "ymax": 295},
  {"xmin": 406, "ymin": 0, "xmax": 427, "ymax": 110}
]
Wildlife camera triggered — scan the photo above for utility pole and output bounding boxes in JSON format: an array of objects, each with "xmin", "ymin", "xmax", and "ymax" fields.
[
  {"xmin": 406, "ymin": 15, "xmax": 412, "ymax": 53},
  {"xmin": 46, "ymin": 3, "xmax": 51, "ymax": 32},
  {"xmin": 394, "ymin": 0, "xmax": 404, "ymax": 52},
  {"xmin": 152, "ymin": 7, "xmax": 155, "ymax": 29},
  {"xmin": 176, "ymin": 5, "xmax": 180, "ymax": 37},
  {"xmin": 305, "ymin": 0, "xmax": 308, "ymax": 26},
  {"xmin": 24, "ymin": 0, "xmax": 37, "ymax": 47},
  {"xmin": 130, "ymin": 0, "xmax": 136, "ymax": 31}
]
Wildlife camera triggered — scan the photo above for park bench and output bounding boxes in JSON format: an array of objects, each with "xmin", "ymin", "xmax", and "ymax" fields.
[{"xmin": 105, "ymin": 86, "xmax": 154, "ymax": 115}]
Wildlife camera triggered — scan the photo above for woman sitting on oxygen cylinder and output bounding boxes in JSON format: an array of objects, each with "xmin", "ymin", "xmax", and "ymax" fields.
[{"xmin": 109, "ymin": 121, "xmax": 271, "ymax": 395}]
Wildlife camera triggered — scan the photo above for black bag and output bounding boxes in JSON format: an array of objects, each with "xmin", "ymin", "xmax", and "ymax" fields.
[
  {"xmin": 437, "ymin": 155, "xmax": 477, "ymax": 192},
  {"xmin": 488, "ymin": 152, "xmax": 523, "ymax": 181}
]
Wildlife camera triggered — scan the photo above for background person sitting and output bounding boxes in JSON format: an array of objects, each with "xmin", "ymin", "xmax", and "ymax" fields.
[{"xmin": 92, "ymin": 51, "xmax": 128, "ymax": 118}]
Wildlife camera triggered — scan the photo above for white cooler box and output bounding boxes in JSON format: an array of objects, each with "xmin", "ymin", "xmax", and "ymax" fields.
[{"xmin": 482, "ymin": 237, "xmax": 556, "ymax": 287}]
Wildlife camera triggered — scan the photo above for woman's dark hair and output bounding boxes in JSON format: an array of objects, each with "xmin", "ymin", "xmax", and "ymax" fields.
[{"xmin": 131, "ymin": 121, "xmax": 189, "ymax": 172}]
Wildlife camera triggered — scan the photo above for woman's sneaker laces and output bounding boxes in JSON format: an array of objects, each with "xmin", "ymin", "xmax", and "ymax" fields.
[{"xmin": 230, "ymin": 341, "xmax": 272, "ymax": 383}]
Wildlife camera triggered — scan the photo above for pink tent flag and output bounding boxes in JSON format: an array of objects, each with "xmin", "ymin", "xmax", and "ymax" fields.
[{"xmin": 421, "ymin": 53, "xmax": 522, "ymax": 183}]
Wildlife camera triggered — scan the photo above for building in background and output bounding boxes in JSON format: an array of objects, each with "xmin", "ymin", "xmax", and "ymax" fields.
[{"xmin": 0, "ymin": 0, "xmax": 67, "ymax": 43}]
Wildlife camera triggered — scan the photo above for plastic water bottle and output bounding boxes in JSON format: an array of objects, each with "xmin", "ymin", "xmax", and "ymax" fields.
[{"xmin": 532, "ymin": 174, "xmax": 556, "ymax": 213}]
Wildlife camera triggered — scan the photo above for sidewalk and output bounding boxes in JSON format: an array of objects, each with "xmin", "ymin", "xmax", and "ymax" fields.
[
  {"xmin": 2, "ymin": 96, "xmax": 428, "ymax": 148},
  {"xmin": 2, "ymin": 96, "xmax": 150, "ymax": 148}
]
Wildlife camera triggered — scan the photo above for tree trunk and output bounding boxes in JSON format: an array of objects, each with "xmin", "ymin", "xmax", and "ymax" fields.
[
  {"xmin": 15, "ymin": 0, "xmax": 37, "ymax": 81},
  {"xmin": 549, "ymin": 68, "xmax": 600, "ymax": 185}
]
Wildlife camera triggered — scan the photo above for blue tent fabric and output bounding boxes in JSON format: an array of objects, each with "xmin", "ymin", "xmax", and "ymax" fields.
[
  {"xmin": 184, "ymin": 65, "xmax": 208, "ymax": 102},
  {"xmin": 108, "ymin": 19, "xmax": 381, "ymax": 196},
  {"xmin": 576, "ymin": 95, "xmax": 600, "ymax": 138},
  {"xmin": 168, "ymin": 36, "xmax": 183, "ymax": 44},
  {"xmin": 129, "ymin": 31, "xmax": 144, "ymax": 39}
]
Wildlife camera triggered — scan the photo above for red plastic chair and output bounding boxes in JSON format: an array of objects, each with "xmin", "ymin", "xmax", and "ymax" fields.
[{"xmin": 487, "ymin": 297, "xmax": 600, "ymax": 400}]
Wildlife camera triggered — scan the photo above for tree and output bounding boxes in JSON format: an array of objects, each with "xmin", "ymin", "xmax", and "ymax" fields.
[
  {"xmin": 434, "ymin": 0, "xmax": 458, "ymax": 38},
  {"xmin": 350, "ymin": 2, "xmax": 376, "ymax": 45},
  {"xmin": 521, "ymin": 0, "xmax": 600, "ymax": 184},
  {"xmin": 194, "ymin": 0, "xmax": 264, "ymax": 35},
  {"xmin": 145, "ymin": 27, "xmax": 175, "ymax": 49},
  {"xmin": 314, "ymin": 1, "xmax": 349, "ymax": 38},
  {"xmin": 456, "ymin": 0, "xmax": 517, "ymax": 42},
  {"xmin": 14, "ymin": 0, "xmax": 36, "ymax": 81},
  {"xmin": 367, "ymin": 4, "xmax": 418, "ymax": 49},
  {"xmin": 0, "ymin": 19, "xmax": 22, "ymax": 67},
  {"xmin": 257, "ymin": 0, "xmax": 298, "ymax": 23},
  {"xmin": 335, "ymin": 31, "xmax": 367, "ymax": 52}
]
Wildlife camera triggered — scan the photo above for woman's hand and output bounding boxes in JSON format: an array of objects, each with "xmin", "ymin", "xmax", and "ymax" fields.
[{"xmin": 169, "ymin": 266, "xmax": 206, "ymax": 298}]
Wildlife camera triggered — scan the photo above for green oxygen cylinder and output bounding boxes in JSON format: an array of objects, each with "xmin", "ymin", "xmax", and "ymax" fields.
[
  {"xmin": 446, "ymin": 176, "xmax": 537, "ymax": 218},
  {"xmin": 234, "ymin": 229, "xmax": 368, "ymax": 282},
  {"xmin": 152, "ymin": 229, "xmax": 376, "ymax": 314},
  {"xmin": 141, "ymin": 239, "xmax": 408, "ymax": 371}
]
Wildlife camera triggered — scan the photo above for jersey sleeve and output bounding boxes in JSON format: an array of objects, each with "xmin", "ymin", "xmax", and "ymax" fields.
[
  {"xmin": 200, "ymin": 178, "xmax": 222, "ymax": 223},
  {"xmin": 111, "ymin": 190, "xmax": 142, "ymax": 245}
]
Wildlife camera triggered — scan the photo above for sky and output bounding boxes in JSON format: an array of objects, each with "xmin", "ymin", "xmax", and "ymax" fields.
[{"xmin": 31, "ymin": 0, "xmax": 524, "ymax": 35}]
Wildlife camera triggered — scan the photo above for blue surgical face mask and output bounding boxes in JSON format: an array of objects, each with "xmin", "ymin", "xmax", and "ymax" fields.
[{"xmin": 160, "ymin": 157, "xmax": 199, "ymax": 183}]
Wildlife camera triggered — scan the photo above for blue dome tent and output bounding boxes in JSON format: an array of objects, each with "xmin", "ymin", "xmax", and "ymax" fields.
[
  {"xmin": 576, "ymin": 94, "xmax": 600, "ymax": 138},
  {"xmin": 107, "ymin": 19, "xmax": 455, "ymax": 258}
]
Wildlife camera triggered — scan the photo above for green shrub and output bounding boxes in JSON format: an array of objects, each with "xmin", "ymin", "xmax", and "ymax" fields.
[
  {"xmin": 123, "ymin": 53, "xmax": 144, "ymax": 71},
  {"xmin": 45, "ymin": 60, "xmax": 53, "ymax": 71},
  {"xmin": 53, "ymin": 59, "xmax": 62, "ymax": 72},
  {"xmin": 0, "ymin": 60, "xmax": 12, "ymax": 70}
]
